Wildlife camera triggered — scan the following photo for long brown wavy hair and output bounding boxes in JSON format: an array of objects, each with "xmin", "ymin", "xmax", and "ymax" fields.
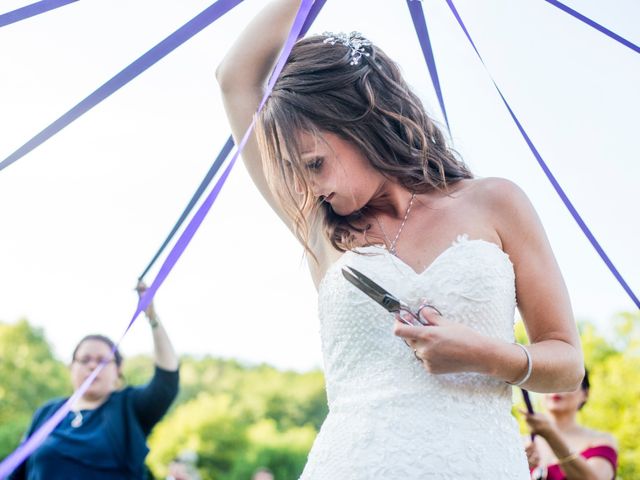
[{"xmin": 255, "ymin": 33, "xmax": 473, "ymax": 258}]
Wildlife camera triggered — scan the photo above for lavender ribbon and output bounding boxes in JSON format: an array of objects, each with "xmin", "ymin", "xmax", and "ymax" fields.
[
  {"xmin": 0, "ymin": 1, "xmax": 315, "ymax": 476},
  {"xmin": 522, "ymin": 389, "xmax": 536, "ymax": 441},
  {"xmin": 138, "ymin": 136, "xmax": 235, "ymax": 281},
  {"xmin": 406, "ymin": 0, "xmax": 451, "ymax": 133},
  {"xmin": 0, "ymin": 0, "xmax": 78, "ymax": 28},
  {"xmin": 445, "ymin": 0, "xmax": 639, "ymax": 310},
  {"xmin": 0, "ymin": 0, "xmax": 244, "ymax": 172},
  {"xmin": 301, "ymin": 0, "xmax": 327, "ymax": 34},
  {"xmin": 139, "ymin": 0, "xmax": 328, "ymax": 281},
  {"xmin": 139, "ymin": 0, "xmax": 314, "ymax": 312},
  {"xmin": 544, "ymin": 0, "xmax": 639, "ymax": 54}
]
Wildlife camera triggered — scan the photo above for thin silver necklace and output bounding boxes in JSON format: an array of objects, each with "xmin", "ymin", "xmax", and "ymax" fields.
[{"xmin": 374, "ymin": 192, "xmax": 416, "ymax": 256}]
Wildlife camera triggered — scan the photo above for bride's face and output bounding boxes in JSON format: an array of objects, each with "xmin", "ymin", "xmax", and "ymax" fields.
[{"xmin": 296, "ymin": 131, "xmax": 385, "ymax": 216}]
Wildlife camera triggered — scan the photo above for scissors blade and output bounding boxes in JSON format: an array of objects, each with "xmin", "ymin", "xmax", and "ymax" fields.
[{"xmin": 341, "ymin": 266, "xmax": 401, "ymax": 313}]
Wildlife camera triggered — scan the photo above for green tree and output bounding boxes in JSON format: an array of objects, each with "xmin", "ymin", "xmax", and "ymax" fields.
[
  {"xmin": 0, "ymin": 319, "xmax": 70, "ymax": 458},
  {"xmin": 146, "ymin": 393, "xmax": 249, "ymax": 480},
  {"xmin": 578, "ymin": 312, "xmax": 640, "ymax": 479},
  {"xmin": 122, "ymin": 353, "xmax": 155, "ymax": 387},
  {"xmin": 144, "ymin": 357, "xmax": 327, "ymax": 479},
  {"xmin": 226, "ymin": 419, "xmax": 316, "ymax": 480}
]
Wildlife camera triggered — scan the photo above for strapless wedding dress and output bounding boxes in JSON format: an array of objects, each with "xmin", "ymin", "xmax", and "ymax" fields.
[{"xmin": 300, "ymin": 235, "xmax": 530, "ymax": 479}]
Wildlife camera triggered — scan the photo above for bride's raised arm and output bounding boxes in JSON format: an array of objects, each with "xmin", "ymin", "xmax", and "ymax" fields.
[{"xmin": 216, "ymin": 0, "xmax": 302, "ymax": 228}]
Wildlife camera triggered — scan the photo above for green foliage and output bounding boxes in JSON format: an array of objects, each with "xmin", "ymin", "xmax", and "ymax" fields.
[
  {"xmin": 147, "ymin": 393, "xmax": 250, "ymax": 479},
  {"xmin": 173, "ymin": 357, "xmax": 326, "ymax": 424},
  {"xmin": 578, "ymin": 312, "xmax": 640, "ymax": 480},
  {"xmin": 122, "ymin": 353, "xmax": 155, "ymax": 387},
  {"xmin": 226, "ymin": 419, "xmax": 316, "ymax": 480},
  {"xmin": 145, "ymin": 357, "xmax": 327, "ymax": 479},
  {"xmin": 0, "ymin": 319, "xmax": 70, "ymax": 459}
]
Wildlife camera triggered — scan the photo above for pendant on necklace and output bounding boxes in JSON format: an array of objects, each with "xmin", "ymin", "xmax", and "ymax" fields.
[{"xmin": 71, "ymin": 411, "xmax": 83, "ymax": 428}]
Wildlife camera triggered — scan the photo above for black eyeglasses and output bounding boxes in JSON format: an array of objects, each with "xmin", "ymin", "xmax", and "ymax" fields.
[{"xmin": 73, "ymin": 356, "xmax": 116, "ymax": 366}]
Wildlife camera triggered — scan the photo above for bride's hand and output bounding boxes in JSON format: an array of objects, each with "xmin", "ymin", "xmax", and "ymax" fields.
[{"xmin": 393, "ymin": 308, "xmax": 489, "ymax": 374}]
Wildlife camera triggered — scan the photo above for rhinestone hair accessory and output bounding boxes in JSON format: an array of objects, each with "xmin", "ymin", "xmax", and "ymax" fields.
[{"xmin": 322, "ymin": 31, "xmax": 372, "ymax": 66}]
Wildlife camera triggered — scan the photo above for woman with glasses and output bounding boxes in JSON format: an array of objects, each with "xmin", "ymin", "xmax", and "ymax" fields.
[{"xmin": 10, "ymin": 282, "xmax": 179, "ymax": 479}]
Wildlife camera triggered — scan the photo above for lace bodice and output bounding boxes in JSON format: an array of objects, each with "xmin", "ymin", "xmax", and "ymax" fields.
[{"xmin": 301, "ymin": 235, "xmax": 529, "ymax": 479}]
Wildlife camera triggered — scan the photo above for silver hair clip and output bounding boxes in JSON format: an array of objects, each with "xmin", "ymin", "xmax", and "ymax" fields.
[{"xmin": 322, "ymin": 31, "xmax": 372, "ymax": 66}]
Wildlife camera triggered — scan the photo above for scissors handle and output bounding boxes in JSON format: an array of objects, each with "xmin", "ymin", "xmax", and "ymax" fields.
[
  {"xmin": 397, "ymin": 302, "xmax": 443, "ymax": 326},
  {"xmin": 397, "ymin": 306, "xmax": 429, "ymax": 326}
]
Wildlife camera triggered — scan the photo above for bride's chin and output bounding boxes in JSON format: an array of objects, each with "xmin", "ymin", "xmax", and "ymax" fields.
[
  {"xmin": 329, "ymin": 199, "xmax": 366, "ymax": 217},
  {"xmin": 331, "ymin": 205, "xmax": 356, "ymax": 217}
]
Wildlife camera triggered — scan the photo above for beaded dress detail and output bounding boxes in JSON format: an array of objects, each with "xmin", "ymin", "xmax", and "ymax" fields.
[{"xmin": 300, "ymin": 235, "xmax": 530, "ymax": 479}]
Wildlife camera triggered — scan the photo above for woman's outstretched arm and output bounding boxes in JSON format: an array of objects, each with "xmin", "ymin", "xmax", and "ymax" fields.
[
  {"xmin": 216, "ymin": 0, "xmax": 302, "ymax": 226},
  {"xmin": 136, "ymin": 281, "xmax": 179, "ymax": 371},
  {"xmin": 132, "ymin": 282, "xmax": 179, "ymax": 433}
]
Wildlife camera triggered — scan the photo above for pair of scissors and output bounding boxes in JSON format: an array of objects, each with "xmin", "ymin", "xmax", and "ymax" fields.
[{"xmin": 341, "ymin": 265, "xmax": 441, "ymax": 326}]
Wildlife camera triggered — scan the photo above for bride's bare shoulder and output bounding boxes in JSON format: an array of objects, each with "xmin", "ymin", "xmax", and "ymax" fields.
[
  {"xmin": 460, "ymin": 177, "xmax": 533, "ymax": 217},
  {"xmin": 454, "ymin": 177, "xmax": 541, "ymax": 246},
  {"xmin": 460, "ymin": 177, "xmax": 527, "ymax": 202}
]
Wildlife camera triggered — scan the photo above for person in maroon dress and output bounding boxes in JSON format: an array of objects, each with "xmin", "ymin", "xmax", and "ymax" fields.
[{"xmin": 523, "ymin": 370, "xmax": 617, "ymax": 480}]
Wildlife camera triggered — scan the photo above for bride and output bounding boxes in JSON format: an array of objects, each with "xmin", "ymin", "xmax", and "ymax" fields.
[{"xmin": 216, "ymin": 1, "xmax": 584, "ymax": 478}]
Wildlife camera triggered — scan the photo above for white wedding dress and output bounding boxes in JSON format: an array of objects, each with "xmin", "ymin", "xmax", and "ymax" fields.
[{"xmin": 300, "ymin": 235, "xmax": 530, "ymax": 479}]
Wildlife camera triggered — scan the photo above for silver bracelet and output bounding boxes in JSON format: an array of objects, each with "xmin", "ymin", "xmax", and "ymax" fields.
[
  {"xmin": 507, "ymin": 343, "xmax": 532, "ymax": 386},
  {"xmin": 149, "ymin": 316, "xmax": 159, "ymax": 329}
]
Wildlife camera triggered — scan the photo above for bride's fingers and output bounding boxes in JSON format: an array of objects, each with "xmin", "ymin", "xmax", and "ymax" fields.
[
  {"xmin": 394, "ymin": 317, "xmax": 418, "ymax": 348},
  {"xmin": 393, "ymin": 318, "xmax": 425, "ymax": 343}
]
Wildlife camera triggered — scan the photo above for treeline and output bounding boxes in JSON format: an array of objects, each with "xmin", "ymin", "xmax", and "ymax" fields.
[
  {"xmin": 1, "ymin": 313, "xmax": 638, "ymax": 478},
  {"xmin": 127, "ymin": 355, "xmax": 327, "ymax": 478}
]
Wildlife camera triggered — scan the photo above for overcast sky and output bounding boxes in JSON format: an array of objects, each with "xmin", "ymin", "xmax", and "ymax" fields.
[{"xmin": 0, "ymin": 0, "xmax": 638, "ymax": 371}]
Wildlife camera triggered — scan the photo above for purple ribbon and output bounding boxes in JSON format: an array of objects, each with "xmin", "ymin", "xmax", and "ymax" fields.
[
  {"xmin": 301, "ymin": 0, "xmax": 327, "ymax": 34},
  {"xmin": 0, "ymin": 0, "xmax": 244, "ymax": 172},
  {"xmin": 406, "ymin": 0, "xmax": 451, "ymax": 133},
  {"xmin": 0, "ymin": 1, "xmax": 314, "ymax": 476},
  {"xmin": 139, "ymin": 0, "xmax": 318, "ymax": 293},
  {"xmin": 522, "ymin": 390, "xmax": 536, "ymax": 441},
  {"xmin": 445, "ymin": 0, "xmax": 639, "ymax": 310},
  {"xmin": 138, "ymin": 136, "xmax": 235, "ymax": 281},
  {"xmin": 0, "ymin": 0, "xmax": 78, "ymax": 28},
  {"xmin": 544, "ymin": 0, "xmax": 639, "ymax": 54},
  {"xmin": 139, "ymin": 0, "xmax": 328, "ymax": 281}
]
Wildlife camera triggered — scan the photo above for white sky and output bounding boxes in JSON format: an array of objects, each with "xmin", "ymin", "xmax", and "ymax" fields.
[{"xmin": 0, "ymin": 0, "xmax": 638, "ymax": 371}]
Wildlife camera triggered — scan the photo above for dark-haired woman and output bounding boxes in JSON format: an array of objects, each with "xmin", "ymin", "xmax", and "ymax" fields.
[
  {"xmin": 10, "ymin": 282, "xmax": 179, "ymax": 479},
  {"xmin": 216, "ymin": 1, "xmax": 584, "ymax": 477},
  {"xmin": 524, "ymin": 370, "xmax": 618, "ymax": 480}
]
